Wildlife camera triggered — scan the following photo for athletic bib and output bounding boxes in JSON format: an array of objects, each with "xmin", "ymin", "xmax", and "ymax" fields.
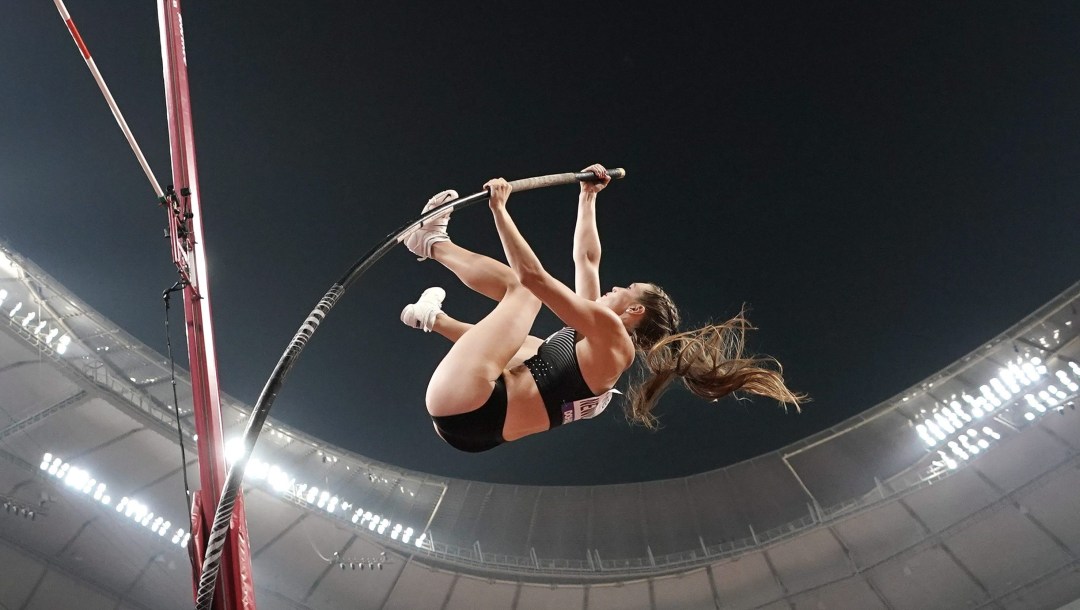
[{"xmin": 560, "ymin": 389, "xmax": 621, "ymax": 424}]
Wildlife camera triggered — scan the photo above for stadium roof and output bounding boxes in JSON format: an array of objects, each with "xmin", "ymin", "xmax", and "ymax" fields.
[{"xmin": 1, "ymin": 241, "xmax": 1078, "ymax": 609}]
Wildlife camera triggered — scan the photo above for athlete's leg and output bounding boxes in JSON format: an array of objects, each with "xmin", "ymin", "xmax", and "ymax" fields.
[
  {"xmin": 431, "ymin": 313, "xmax": 543, "ymax": 367},
  {"xmin": 429, "ymin": 241, "xmax": 518, "ymax": 302},
  {"xmin": 431, "ymin": 312, "xmax": 471, "ymax": 343},
  {"xmin": 401, "ymin": 189, "xmax": 543, "ymax": 415},
  {"xmin": 425, "ymin": 284, "xmax": 541, "ymax": 417},
  {"xmin": 402, "ymin": 287, "xmax": 544, "ymax": 362},
  {"xmin": 402, "ymin": 189, "xmax": 518, "ymax": 302}
]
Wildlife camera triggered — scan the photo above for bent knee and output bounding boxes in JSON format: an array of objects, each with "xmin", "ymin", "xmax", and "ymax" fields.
[{"xmin": 505, "ymin": 283, "xmax": 542, "ymax": 310}]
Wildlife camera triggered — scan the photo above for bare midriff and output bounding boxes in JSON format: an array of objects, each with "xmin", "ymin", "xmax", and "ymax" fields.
[{"xmin": 500, "ymin": 364, "xmax": 552, "ymax": 441}]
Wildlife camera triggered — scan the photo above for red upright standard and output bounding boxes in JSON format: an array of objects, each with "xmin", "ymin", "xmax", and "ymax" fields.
[{"xmin": 158, "ymin": 2, "xmax": 257, "ymax": 608}]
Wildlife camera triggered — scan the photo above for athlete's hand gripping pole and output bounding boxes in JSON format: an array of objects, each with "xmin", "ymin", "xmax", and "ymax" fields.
[
  {"xmin": 507, "ymin": 167, "xmax": 626, "ymax": 193},
  {"xmin": 400, "ymin": 167, "xmax": 627, "ymax": 235}
]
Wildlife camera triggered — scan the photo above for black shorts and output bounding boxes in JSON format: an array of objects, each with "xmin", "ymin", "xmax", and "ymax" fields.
[{"xmin": 430, "ymin": 376, "xmax": 508, "ymax": 453}]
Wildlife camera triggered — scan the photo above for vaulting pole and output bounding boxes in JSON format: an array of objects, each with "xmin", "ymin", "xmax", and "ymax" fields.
[{"xmin": 157, "ymin": 2, "xmax": 257, "ymax": 608}]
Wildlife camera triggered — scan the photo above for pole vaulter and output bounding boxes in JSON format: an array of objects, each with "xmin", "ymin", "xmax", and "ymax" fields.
[{"xmin": 192, "ymin": 167, "xmax": 623, "ymax": 609}]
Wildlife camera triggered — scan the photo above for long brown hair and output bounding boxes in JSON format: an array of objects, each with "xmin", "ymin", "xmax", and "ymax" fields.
[{"xmin": 625, "ymin": 285, "xmax": 805, "ymax": 429}]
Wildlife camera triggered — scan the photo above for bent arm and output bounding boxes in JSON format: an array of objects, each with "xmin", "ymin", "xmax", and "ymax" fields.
[
  {"xmin": 489, "ymin": 196, "xmax": 624, "ymax": 343},
  {"xmin": 487, "ymin": 177, "xmax": 627, "ymax": 351}
]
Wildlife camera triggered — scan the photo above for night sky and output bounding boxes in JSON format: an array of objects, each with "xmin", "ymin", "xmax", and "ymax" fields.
[{"xmin": 2, "ymin": 3, "xmax": 1077, "ymax": 485}]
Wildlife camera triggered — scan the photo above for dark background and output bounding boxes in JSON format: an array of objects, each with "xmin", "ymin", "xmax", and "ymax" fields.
[{"xmin": 2, "ymin": 2, "xmax": 1077, "ymax": 484}]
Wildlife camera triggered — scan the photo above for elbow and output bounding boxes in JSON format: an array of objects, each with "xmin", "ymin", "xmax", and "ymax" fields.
[
  {"xmin": 516, "ymin": 267, "xmax": 547, "ymax": 291},
  {"xmin": 574, "ymin": 247, "xmax": 601, "ymax": 267}
]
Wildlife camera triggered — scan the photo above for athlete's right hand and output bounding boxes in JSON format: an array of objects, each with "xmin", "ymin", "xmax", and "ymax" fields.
[
  {"xmin": 485, "ymin": 178, "xmax": 512, "ymax": 210},
  {"xmin": 580, "ymin": 163, "xmax": 610, "ymax": 195}
]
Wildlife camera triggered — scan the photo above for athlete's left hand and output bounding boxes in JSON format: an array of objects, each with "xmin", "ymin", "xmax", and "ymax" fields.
[{"xmin": 485, "ymin": 178, "xmax": 513, "ymax": 210}]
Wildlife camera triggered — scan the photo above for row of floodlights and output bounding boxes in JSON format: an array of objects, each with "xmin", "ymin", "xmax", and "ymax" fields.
[
  {"xmin": 1036, "ymin": 328, "xmax": 1067, "ymax": 349},
  {"xmin": 2, "ymin": 500, "xmax": 36, "ymax": 521},
  {"xmin": 916, "ymin": 357, "xmax": 1071, "ymax": 444},
  {"xmin": 312, "ymin": 449, "xmax": 416, "ymax": 498},
  {"xmin": 41, "ymin": 453, "xmax": 190, "ymax": 548},
  {"xmin": 339, "ymin": 562, "xmax": 383, "ymax": 571},
  {"xmin": 1, "ymin": 291, "xmax": 72, "ymax": 354},
  {"xmin": 919, "ymin": 356, "xmax": 1080, "ymax": 470},
  {"xmin": 267, "ymin": 427, "xmax": 294, "ymax": 444},
  {"xmin": 41, "ymin": 453, "xmax": 111, "ymax": 505},
  {"xmin": 289, "ymin": 485, "xmax": 427, "ymax": 549},
  {"xmin": 994, "ymin": 358, "xmax": 1078, "ymax": 423},
  {"xmin": 115, "ymin": 496, "xmax": 190, "ymax": 547},
  {"xmin": 222, "ymin": 439, "xmax": 429, "ymax": 549},
  {"xmin": 333, "ymin": 551, "xmax": 387, "ymax": 571},
  {"xmin": 931, "ymin": 426, "xmax": 1002, "ymax": 470}
]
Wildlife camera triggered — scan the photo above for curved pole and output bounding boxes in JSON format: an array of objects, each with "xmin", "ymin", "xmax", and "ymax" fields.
[{"xmin": 193, "ymin": 167, "xmax": 625, "ymax": 609}]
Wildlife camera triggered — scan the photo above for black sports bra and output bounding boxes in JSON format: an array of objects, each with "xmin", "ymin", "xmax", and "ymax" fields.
[{"xmin": 522, "ymin": 328, "xmax": 618, "ymax": 428}]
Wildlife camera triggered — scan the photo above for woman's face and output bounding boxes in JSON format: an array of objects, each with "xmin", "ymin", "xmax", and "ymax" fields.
[{"xmin": 598, "ymin": 283, "xmax": 648, "ymax": 314}]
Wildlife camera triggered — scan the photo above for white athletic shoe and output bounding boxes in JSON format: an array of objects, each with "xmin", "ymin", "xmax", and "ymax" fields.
[
  {"xmin": 400, "ymin": 189, "xmax": 458, "ymax": 261},
  {"xmin": 400, "ymin": 287, "xmax": 446, "ymax": 332}
]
